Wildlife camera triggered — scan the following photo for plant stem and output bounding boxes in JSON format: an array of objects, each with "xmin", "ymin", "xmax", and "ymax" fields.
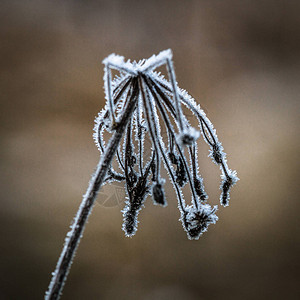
[{"xmin": 45, "ymin": 78, "xmax": 138, "ymax": 300}]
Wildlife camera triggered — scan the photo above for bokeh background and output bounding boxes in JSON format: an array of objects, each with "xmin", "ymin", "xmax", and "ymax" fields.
[{"xmin": 1, "ymin": 0, "xmax": 299, "ymax": 299}]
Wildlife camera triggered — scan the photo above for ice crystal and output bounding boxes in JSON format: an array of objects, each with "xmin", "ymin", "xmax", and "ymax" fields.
[{"xmin": 94, "ymin": 49, "xmax": 239, "ymax": 239}]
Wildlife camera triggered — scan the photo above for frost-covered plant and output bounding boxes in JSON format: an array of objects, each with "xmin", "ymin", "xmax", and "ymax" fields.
[{"xmin": 45, "ymin": 49, "xmax": 238, "ymax": 300}]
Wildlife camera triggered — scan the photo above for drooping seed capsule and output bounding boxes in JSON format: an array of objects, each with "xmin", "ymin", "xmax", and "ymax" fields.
[
  {"xmin": 122, "ymin": 209, "xmax": 138, "ymax": 237},
  {"xmin": 150, "ymin": 154, "xmax": 157, "ymax": 181},
  {"xmin": 220, "ymin": 170, "xmax": 238, "ymax": 207},
  {"xmin": 211, "ymin": 143, "xmax": 223, "ymax": 164},
  {"xmin": 175, "ymin": 157, "xmax": 187, "ymax": 187},
  {"xmin": 168, "ymin": 152, "xmax": 178, "ymax": 165},
  {"xmin": 221, "ymin": 177, "xmax": 232, "ymax": 206},
  {"xmin": 194, "ymin": 177, "xmax": 208, "ymax": 201},
  {"xmin": 152, "ymin": 180, "xmax": 166, "ymax": 206},
  {"xmin": 182, "ymin": 204, "xmax": 218, "ymax": 240}
]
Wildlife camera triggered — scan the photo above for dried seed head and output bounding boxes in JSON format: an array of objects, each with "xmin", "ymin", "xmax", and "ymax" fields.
[
  {"xmin": 220, "ymin": 170, "xmax": 239, "ymax": 207},
  {"xmin": 210, "ymin": 142, "xmax": 224, "ymax": 164},
  {"xmin": 150, "ymin": 158, "xmax": 157, "ymax": 181},
  {"xmin": 122, "ymin": 209, "xmax": 138, "ymax": 237},
  {"xmin": 152, "ymin": 179, "xmax": 166, "ymax": 206},
  {"xmin": 175, "ymin": 157, "xmax": 188, "ymax": 187},
  {"xmin": 182, "ymin": 204, "xmax": 218, "ymax": 240},
  {"xmin": 168, "ymin": 152, "xmax": 179, "ymax": 165},
  {"xmin": 194, "ymin": 177, "xmax": 208, "ymax": 201}
]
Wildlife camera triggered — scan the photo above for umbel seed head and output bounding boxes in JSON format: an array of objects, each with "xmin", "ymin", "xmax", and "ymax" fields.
[{"xmin": 94, "ymin": 49, "xmax": 239, "ymax": 239}]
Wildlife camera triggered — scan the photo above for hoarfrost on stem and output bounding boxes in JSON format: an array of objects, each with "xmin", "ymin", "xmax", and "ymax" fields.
[{"xmin": 94, "ymin": 49, "xmax": 239, "ymax": 238}]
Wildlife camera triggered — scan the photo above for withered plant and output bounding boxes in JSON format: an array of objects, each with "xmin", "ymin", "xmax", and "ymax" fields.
[{"xmin": 45, "ymin": 49, "xmax": 238, "ymax": 300}]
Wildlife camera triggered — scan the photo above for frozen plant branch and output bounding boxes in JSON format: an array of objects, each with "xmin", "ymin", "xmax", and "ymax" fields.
[{"xmin": 45, "ymin": 49, "xmax": 238, "ymax": 300}]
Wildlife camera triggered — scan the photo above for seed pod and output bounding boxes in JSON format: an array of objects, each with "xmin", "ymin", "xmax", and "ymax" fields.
[
  {"xmin": 212, "ymin": 144, "xmax": 223, "ymax": 164},
  {"xmin": 220, "ymin": 170, "xmax": 239, "ymax": 207},
  {"xmin": 194, "ymin": 177, "xmax": 207, "ymax": 201},
  {"xmin": 182, "ymin": 204, "xmax": 218, "ymax": 240},
  {"xmin": 168, "ymin": 152, "xmax": 178, "ymax": 165},
  {"xmin": 150, "ymin": 156, "xmax": 157, "ymax": 181},
  {"xmin": 175, "ymin": 158, "xmax": 187, "ymax": 187},
  {"xmin": 122, "ymin": 210, "xmax": 137, "ymax": 237},
  {"xmin": 220, "ymin": 177, "xmax": 232, "ymax": 207},
  {"xmin": 152, "ymin": 181, "xmax": 166, "ymax": 206}
]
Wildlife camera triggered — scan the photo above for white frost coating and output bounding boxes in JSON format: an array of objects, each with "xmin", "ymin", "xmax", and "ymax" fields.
[
  {"xmin": 220, "ymin": 169, "xmax": 239, "ymax": 207},
  {"xmin": 103, "ymin": 53, "xmax": 136, "ymax": 75},
  {"xmin": 94, "ymin": 75, "xmax": 132, "ymax": 152},
  {"xmin": 228, "ymin": 169, "xmax": 239, "ymax": 185},
  {"xmin": 102, "ymin": 53, "xmax": 124, "ymax": 66},
  {"xmin": 121, "ymin": 198, "xmax": 140, "ymax": 237},
  {"xmin": 208, "ymin": 141, "xmax": 225, "ymax": 165},
  {"xmin": 93, "ymin": 108, "xmax": 108, "ymax": 152},
  {"xmin": 185, "ymin": 204, "xmax": 218, "ymax": 225},
  {"xmin": 111, "ymin": 74, "xmax": 130, "ymax": 91},
  {"xmin": 141, "ymin": 49, "xmax": 173, "ymax": 72},
  {"xmin": 181, "ymin": 204, "xmax": 218, "ymax": 240},
  {"xmin": 140, "ymin": 78, "xmax": 187, "ymax": 213},
  {"xmin": 151, "ymin": 92, "xmax": 200, "ymax": 209}
]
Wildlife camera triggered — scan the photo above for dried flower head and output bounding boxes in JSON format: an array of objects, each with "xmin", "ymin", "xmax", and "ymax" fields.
[
  {"xmin": 183, "ymin": 204, "xmax": 219, "ymax": 239},
  {"xmin": 94, "ymin": 49, "xmax": 239, "ymax": 239}
]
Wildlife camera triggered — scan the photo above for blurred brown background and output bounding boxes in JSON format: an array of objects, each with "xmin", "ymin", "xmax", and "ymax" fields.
[{"xmin": 1, "ymin": 0, "xmax": 299, "ymax": 299}]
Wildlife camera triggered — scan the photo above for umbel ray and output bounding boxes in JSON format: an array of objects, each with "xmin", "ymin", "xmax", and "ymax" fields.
[{"xmin": 45, "ymin": 49, "xmax": 238, "ymax": 300}]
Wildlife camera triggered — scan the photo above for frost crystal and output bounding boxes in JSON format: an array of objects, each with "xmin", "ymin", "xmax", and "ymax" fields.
[{"xmin": 94, "ymin": 49, "xmax": 239, "ymax": 239}]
